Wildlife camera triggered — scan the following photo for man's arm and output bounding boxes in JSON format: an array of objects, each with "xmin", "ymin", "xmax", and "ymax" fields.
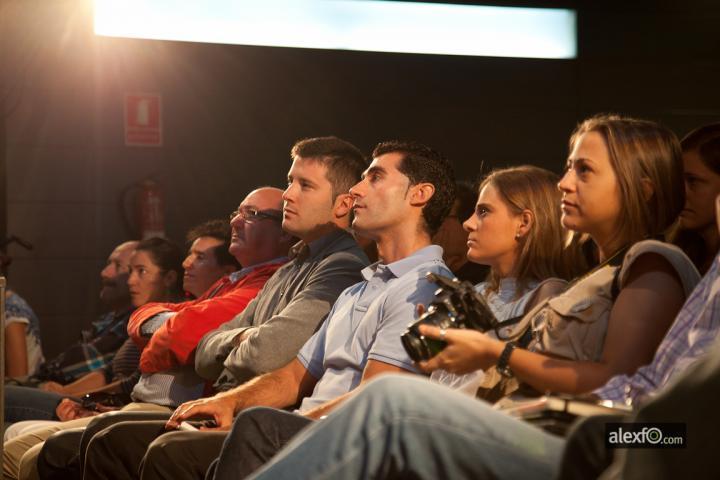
[
  {"xmin": 193, "ymin": 296, "xmax": 260, "ymax": 380},
  {"xmin": 166, "ymin": 358, "xmax": 317, "ymax": 430},
  {"xmin": 127, "ymin": 300, "xmax": 202, "ymax": 346},
  {"xmin": 41, "ymin": 369, "xmax": 107, "ymax": 395},
  {"xmin": 302, "ymin": 360, "xmax": 411, "ymax": 420},
  {"xmin": 6, "ymin": 322, "xmax": 29, "ymax": 377},
  {"xmin": 139, "ymin": 268, "xmax": 277, "ymax": 374},
  {"xmin": 219, "ymin": 253, "xmax": 366, "ymax": 384},
  {"xmin": 299, "ymin": 265, "xmax": 447, "ymax": 419}
]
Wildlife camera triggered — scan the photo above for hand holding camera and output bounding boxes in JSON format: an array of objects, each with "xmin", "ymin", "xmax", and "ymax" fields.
[
  {"xmin": 401, "ymin": 272, "xmax": 504, "ymax": 363},
  {"xmin": 414, "ymin": 324, "xmax": 503, "ymax": 374}
]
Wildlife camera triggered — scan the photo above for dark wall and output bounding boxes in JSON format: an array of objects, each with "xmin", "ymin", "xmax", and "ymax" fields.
[{"xmin": 1, "ymin": 0, "xmax": 718, "ymax": 356}]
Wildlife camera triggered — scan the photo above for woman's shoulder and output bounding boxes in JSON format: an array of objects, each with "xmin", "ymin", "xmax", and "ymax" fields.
[
  {"xmin": 529, "ymin": 277, "xmax": 568, "ymax": 303},
  {"xmin": 620, "ymin": 239, "xmax": 701, "ymax": 296},
  {"xmin": 5, "ymin": 290, "xmax": 29, "ymax": 309},
  {"xmin": 4, "ymin": 289, "xmax": 40, "ymax": 322}
]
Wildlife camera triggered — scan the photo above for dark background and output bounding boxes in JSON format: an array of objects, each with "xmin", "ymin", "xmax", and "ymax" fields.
[{"xmin": 1, "ymin": 0, "xmax": 719, "ymax": 356}]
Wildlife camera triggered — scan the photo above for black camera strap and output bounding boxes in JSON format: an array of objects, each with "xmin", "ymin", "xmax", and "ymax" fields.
[{"xmin": 489, "ymin": 314, "xmax": 534, "ymax": 348}]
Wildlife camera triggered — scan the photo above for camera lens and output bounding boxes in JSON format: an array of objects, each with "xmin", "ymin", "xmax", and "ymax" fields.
[
  {"xmin": 401, "ymin": 330, "xmax": 429, "ymax": 362},
  {"xmin": 401, "ymin": 325, "xmax": 448, "ymax": 363}
]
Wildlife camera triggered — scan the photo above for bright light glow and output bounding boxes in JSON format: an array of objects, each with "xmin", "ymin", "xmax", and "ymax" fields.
[{"xmin": 94, "ymin": 1, "xmax": 576, "ymax": 59}]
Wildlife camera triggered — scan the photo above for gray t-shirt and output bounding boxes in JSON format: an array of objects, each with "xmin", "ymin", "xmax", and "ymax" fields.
[{"xmin": 296, "ymin": 245, "xmax": 451, "ymax": 412}]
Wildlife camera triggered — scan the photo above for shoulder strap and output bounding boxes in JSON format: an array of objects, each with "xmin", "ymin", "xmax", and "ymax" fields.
[
  {"xmin": 524, "ymin": 278, "xmax": 568, "ymax": 313},
  {"xmin": 611, "ymin": 266, "xmax": 622, "ymax": 301}
]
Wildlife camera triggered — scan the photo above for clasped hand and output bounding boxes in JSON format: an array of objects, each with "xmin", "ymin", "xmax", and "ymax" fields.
[
  {"xmin": 55, "ymin": 398, "xmax": 98, "ymax": 421},
  {"xmin": 165, "ymin": 395, "xmax": 236, "ymax": 431}
]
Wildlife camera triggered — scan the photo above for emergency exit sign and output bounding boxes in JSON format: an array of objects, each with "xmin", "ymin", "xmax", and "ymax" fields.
[{"xmin": 125, "ymin": 93, "xmax": 162, "ymax": 146}]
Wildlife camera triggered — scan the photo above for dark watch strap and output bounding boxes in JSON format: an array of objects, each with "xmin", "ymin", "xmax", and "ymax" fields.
[{"xmin": 497, "ymin": 341, "xmax": 517, "ymax": 378}]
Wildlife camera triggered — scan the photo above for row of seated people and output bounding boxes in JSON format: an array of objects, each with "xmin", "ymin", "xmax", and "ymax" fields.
[
  {"xmin": 0, "ymin": 175, "xmax": 484, "ymax": 383},
  {"xmin": 2, "ymin": 218, "xmax": 242, "ymax": 388},
  {"xmin": 1, "ymin": 114, "xmax": 718, "ymax": 479}
]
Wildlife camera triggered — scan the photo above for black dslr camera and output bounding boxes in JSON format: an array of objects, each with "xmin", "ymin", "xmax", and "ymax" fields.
[{"xmin": 401, "ymin": 272, "xmax": 501, "ymax": 362}]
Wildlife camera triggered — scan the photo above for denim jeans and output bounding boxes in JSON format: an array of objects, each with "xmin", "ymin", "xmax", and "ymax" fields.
[
  {"xmin": 249, "ymin": 375, "xmax": 565, "ymax": 480},
  {"xmin": 211, "ymin": 407, "xmax": 313, "ymax": 479},
  {"xmin": 4, "ymin": 386, "xmax": 65, "ymax": 423}
]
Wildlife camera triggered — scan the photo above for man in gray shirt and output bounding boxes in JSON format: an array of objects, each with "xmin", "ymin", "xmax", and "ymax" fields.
[
  {"xmin": 195, "ymin": 137, "xmax": 370, "ymax": 389},
  {"xmin": 35, "ymin": 136, "xmax": 370, "ymax": 479},
  {"xmin": 84, "ymin": 141, "xmax": 457, "ymax": 480}
]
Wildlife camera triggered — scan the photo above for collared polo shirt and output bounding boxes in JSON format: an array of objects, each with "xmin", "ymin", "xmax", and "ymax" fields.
[{"xmin": 296, "ymin": 245, "xmax": 451, "ymax": 412}]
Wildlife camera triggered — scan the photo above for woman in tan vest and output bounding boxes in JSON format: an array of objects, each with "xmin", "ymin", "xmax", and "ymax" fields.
[{"xmin": 418, "ymin": 114, "xmax": 700, "ymax": 396}]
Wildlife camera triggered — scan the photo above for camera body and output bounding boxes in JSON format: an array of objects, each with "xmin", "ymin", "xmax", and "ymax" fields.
[{"xmin": 401, "ymin": 272, "xmax": 500, "ymax": 362}]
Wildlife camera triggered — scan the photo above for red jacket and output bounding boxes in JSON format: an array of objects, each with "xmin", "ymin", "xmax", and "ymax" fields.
[{"xmin": 128, "ymin": 261, "xmax": 285, "ymax": 374}]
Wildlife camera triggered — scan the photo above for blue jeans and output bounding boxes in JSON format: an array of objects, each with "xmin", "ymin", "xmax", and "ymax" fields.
[
  {"xmin": 4, "ymin": 385, "xmax": 65, "ymax": 423},
  {"xmin": 211, "ymin": 407, "xmax": 313, "ymax": 479},
  {"xmin": 248, "ymin": 375, "xmax": 565, "ymax": 480}
]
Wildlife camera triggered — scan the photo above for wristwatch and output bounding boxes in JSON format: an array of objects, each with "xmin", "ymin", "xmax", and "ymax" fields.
[{"xmin": 496, "ymin": 341, "xmax": 517, "ymax": 378}]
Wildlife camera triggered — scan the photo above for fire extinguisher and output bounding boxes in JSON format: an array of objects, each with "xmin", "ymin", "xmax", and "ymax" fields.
[
  {"xmin": 121, "ymin": 179, "xmax": 166, "ymax": 239},
  {"xmin": 138, "ymin": 180, "xmax": 165, "ymax": 239}
]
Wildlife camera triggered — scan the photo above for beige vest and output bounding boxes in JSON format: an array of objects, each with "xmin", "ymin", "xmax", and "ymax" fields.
[
  {"xmin": 531, "ymin": 240, "xmax": 699, "ymax": 362},
  {"xmin": 477, "ymin": 240, "xmax": 700, "ymax": 402}
]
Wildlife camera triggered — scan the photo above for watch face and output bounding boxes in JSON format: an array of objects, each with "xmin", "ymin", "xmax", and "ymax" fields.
[{"xmin": 497, "ymin": 366, "xmax": 514, "ymax": 378}]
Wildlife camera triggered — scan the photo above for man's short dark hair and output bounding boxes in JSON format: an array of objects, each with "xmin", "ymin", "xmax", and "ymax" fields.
[
  {"xmin": 186, "ymin": 219, "xmax": 240, "ymax": 269},
  {"xmin": 372, "ymin": 140, "xmax": 456, "ymax": 236},
  {"xmin": 291, "ymin": 136, "xmax": 367, "ymax": 199},
  {"xmin": 454, "ymin": 181, "xmax": 478, "ymax": 221}
]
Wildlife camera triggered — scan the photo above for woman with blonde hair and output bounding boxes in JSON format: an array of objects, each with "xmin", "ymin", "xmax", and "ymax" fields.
[
  {"xmin": 432, "ymin": 165, "xmax": 581, "ymax": 392},
  {"xmin": 474, "ymin": 166, "xmax": 580, "ymax": 291},
  {"xmin": 231, "ymin": 114, "xmax": 701, "ymax": 480}
]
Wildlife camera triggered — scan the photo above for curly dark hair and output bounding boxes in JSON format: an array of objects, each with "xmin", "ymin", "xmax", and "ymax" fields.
[
  {"xmin": 186, "ymin": 219, "xmax": 240, "ymax": 269},
  {"xmin": 454, "ymin": 181, "xmax": 478, "ymax": 222},
  {"xmin": 371, "ymin": 140, "xmax": 456, "ymax": 236},
  {"xmin": 291, "ymin": 136, "xmax": 367, "ymax": 199}
]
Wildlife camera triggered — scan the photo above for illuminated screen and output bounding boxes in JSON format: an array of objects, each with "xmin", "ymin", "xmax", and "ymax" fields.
[{"xmin": 94, "ymin": 1, "xmax": 576, "ymax": 59}]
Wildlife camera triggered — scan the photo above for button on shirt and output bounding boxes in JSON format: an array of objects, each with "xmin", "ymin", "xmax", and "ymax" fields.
[{"xmin": 296, "ymin": 245, "xmax": 451, "ymax": 412}]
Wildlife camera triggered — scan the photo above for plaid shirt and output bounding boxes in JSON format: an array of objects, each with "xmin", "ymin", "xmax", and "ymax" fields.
[
  {"xmin": 595, "ymin": 253, "xmax": 720, "ymax": 405},
  {"xmin": 36, "ymin": 308, "xmax": 134, "ymax": 383}
]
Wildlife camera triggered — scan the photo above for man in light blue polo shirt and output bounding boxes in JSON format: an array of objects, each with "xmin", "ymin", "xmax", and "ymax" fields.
[
  {"xmin": 124, "ymin": 140, "xmax": 457, "ymax": 480},
  {"xmin": 294, "ymin": 242, "xmax": 446, "ymax": 413}
]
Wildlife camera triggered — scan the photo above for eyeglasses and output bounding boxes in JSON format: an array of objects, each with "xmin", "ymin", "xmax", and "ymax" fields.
[{"xmin": 230, "ymin": 207, "xmax": 283, "ymax": 224}]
